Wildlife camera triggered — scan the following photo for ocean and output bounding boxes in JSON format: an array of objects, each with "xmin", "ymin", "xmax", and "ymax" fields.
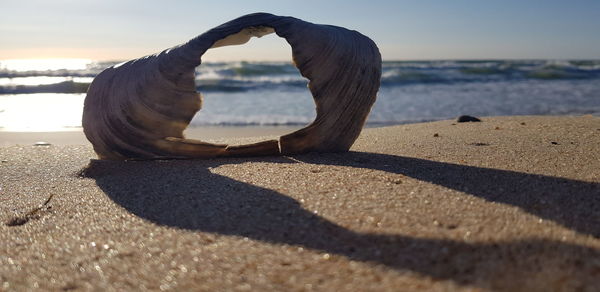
[{"xmin": 1, "ymin": 59, "xmax": 599, "ymax": 131}]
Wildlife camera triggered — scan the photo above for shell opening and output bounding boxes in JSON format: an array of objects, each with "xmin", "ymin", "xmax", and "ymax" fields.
[
  {"xmin": 210, "ymin": 26, "xmax": 275, "ymax": 49},
  {"xmin": 188, "ymin": 29, "xmax": 311, "ymax": 152}
]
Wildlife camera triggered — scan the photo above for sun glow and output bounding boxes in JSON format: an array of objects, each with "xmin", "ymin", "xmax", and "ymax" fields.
[{"xmin": 0, "ymin": 59, "xmax": 92, "ymax": 72}]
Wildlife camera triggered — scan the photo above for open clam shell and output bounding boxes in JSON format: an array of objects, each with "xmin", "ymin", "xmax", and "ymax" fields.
[{"xmin": 82, "ymin": 13, "xmax": 382, "ymax": 160}]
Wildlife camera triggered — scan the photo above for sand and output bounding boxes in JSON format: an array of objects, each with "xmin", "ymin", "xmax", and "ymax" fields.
[{"xmin": 1, "ymin": 115, "xmax": 599, "ymax": 291}]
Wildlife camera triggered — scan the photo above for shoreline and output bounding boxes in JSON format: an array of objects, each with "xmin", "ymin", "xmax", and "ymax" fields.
[
  {"xmin": 1, "ymin": 114, "xmax": 597, "ymax": 146},
  {"xmin": 0, "ymin": 123, "xmax": 421, "ymax": 146},
  {"xmin": 0, "ymin": 125, "xmax": 304, "ymax": 146}
]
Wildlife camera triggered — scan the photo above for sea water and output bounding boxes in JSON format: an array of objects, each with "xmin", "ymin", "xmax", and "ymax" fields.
[{"xmin": 1, "ymin": 59, "xmax": 599, "ymax": 131}]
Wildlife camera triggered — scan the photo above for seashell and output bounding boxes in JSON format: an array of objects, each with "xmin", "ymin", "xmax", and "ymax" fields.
[{"xmin": 82, "ymin": 13, "xmax": 381, "ymax": 160}]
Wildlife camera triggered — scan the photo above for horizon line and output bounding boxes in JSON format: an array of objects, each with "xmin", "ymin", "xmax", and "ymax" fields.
[{"xmin": 2, "ymin": 57, "xmax": 599, "ymax": 63}]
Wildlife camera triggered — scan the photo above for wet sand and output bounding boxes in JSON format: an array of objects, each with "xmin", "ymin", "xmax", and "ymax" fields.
[
  {"xmin": 1, "ymin": 116, "xmax": 599, "ymax": 291},
  {"xmin": 0, "ymin": 126, "xmax": 302, "ymax": 146}
]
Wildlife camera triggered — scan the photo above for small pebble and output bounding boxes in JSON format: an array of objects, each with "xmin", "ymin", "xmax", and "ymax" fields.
[
  {"xmin": 33, "ymin": 142, "xmax": 51, "ymax": 146},
  {"xmin": 433, "ymin": 133, "xmax": 439, "ymax": 137},
  {"xmin": 457, "ymin": 115, "xmax": 481, "ymax": 123},
  {"xmin": 470, "ymin": 142, "xmax": 490, "ymax": 146},
  {"xmin": 551, "ymin": 141, "xmax": 559, "ymax": 145},
  {"xmin": 520, "ymin": 122, "xmax": 526, "ymax": 125}
]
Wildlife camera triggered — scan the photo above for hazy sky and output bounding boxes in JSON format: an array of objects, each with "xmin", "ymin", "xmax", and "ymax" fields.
[{"xmin": 2, "ymin": 0, "xmax": 599, "ymax": 61}]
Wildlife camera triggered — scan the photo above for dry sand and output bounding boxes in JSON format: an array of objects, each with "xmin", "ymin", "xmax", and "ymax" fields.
[{"xmin": 1, "ymin": 115, "xmax": 599, "ymax": 291}]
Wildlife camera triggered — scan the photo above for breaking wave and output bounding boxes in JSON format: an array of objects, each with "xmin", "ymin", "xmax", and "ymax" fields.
[{"xmin": 2, "ymin": 59, "xmax": 599, "ymax": 94}]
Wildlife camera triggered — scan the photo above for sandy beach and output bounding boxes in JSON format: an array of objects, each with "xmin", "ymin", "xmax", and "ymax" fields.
[{"xmin": 1, "ymin": 115, "xmax": 599, "ymax": 291}]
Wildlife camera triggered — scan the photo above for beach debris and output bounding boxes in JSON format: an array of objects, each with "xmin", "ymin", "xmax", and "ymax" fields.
[
  {"xmin": 469, "ymin": 142, "xmax": 490, "ymax": 146},
  {"xmin": 433, "ymin": 219, "xmax": 458, "ymax": 229},
  {"xmin": 82, "ymin": 13, "xmax": 381, "ymax": 160},
  {"xmin": 390, "ymin": 178, "xmax": 402, "ymax": 184},
  {"xmin": 457, "ymin": 115, "xmax": 482, "ymax": 123},
  {"xmin": 33, "ymin": 141, "xmax": 51, "ymax": 146},
  {"xmin": 433, "ymin": 133, "xmax": 439, "ymax": 137},
  {"xmin": 5, "ymin": 194, "xmax": 54, "ymax": 226},
  {"xmin": 551, "ymin": 141, "xmax": 559, "ymax": 145}
]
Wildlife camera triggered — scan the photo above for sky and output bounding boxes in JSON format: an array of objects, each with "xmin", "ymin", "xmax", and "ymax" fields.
[{"xmin": 1, "ymin": 0, "xmax": 599, "ymax": 61}]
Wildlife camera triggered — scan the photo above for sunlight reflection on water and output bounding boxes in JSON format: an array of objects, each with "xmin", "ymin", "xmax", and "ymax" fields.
[{"xmin": 0, "ymin": 93, "xmax": 85, "ymax": 132}]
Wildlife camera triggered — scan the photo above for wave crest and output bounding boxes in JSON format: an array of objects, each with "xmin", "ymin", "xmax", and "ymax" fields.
[{"xmin": 1, "ymin": 60, "xmax": 599, "ymax": 94}]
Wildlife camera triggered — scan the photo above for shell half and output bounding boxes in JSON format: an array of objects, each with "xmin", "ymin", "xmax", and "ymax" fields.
[{"xmin": 82, "ymin": 13, "xmax": 382, "ymax": 160}]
